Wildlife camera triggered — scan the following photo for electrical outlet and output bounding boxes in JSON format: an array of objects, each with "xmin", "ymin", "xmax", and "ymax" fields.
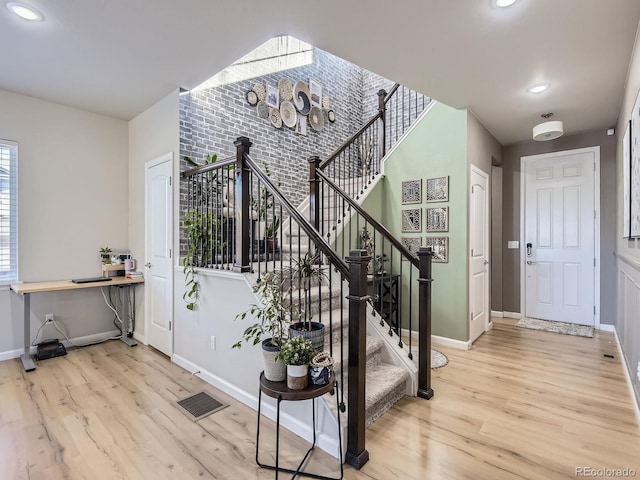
[
  {"xmin": 210, "ymin": 336, "xmax": 216, "ymax": 351},
  {"xmin": 45, "ymin": 313, "xmax": 54, "ymax": 323}
]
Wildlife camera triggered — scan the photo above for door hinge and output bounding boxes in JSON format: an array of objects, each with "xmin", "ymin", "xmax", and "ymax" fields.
[
  {"xmin": 169, "ymin": 321, "xmax": 172, "ymax": 331},
  {"xmin": 593, "ymin": 258, "xmax": 596, "ymax": 267},
  {"xmin": 471, "ymin": 248, "xmax": 474, "ymax": 257},
  {"xmin": 594, "ymin": 210, "xmax": 596, "ymax": 219},
  {"xmin": 472, "ymin": 185, "xmax": 475, "ymax": 194},
  {"xmin": 593, "ymin": 306, "xmax": 596, "ymax": 315},
  {"xmin": 470, "ymin": 312, "xmax": 473, "ymax": 321},
  {"xmin": 169, "ymin": 176, "xmax": 172, "ymax": 186},
  {"xmin": 169, "ymin": 248, "xmax": 172, "ymax": 259}
]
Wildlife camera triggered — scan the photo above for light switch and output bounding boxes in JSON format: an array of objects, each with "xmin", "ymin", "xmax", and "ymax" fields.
[{"xmin": 507, "ymin": 241, "xmax": 519, "ymax": 249}]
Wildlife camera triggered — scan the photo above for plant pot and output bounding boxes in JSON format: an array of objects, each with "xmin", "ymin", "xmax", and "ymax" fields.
[
  {"xmin": 262, "ymin": 338, "xmax": 286, "ymax": 382},
  {"xmin": 266, "ymin": 236, "xmax": 279, "ymax": 254},
  {"xmin": 287, "ymin": 364, "xmax": 308, "ymax": 390},
  {"xmin": 309, "ymin": 351, "xmax": 333, "ymax": 386},
  {"xmin": 289, "ymin": 322, "xmax": 325, "ymax": 352}
]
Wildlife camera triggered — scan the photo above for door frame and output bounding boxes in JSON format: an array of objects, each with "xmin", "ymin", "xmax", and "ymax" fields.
[
  {"xmin": 144, "ymin": 152, "xmax": 174, "ymax": 353},
  {"xmin": 469, "ymin": 164, "xmax": 491, "ymax": 341},
  {"xmin": 519, "ymin": 146, "xmax": 601, "ymax": 328}
]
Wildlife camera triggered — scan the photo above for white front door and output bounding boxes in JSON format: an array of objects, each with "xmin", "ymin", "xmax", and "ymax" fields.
[
  {"xmin": 469, "ymin": 166, "xmax": 490, "ymax": 343},
  {"xmin": 523, "ymin": 148, "xmax": 597, "ymax": 326},
  {"xmin": 145, "ymin": 154, "xmax": 174, "ymax": 356}
]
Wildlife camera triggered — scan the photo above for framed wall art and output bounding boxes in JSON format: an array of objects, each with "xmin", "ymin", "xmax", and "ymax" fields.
[
  {"xmin": 426, "ymin": 176, "xmax": 449, "ymax": 202},
  {"xmin": 425, "ymin": 236, "xmax": 448, "ymax": 263},
  {"xmin": 624, "ymin": 120, "xmax": 632, "ymax": 238},
  {"xmin": 267, "ymin": 84, "xmax": 279, "ymax": 108},
  {"xmin": 401, "ymin": 208, "xmax": 422, "ymax": 233},
  {"xmin": 632, "ymin": 89, "xmax": 640, "ymax": 237},
  {"xmin": 425, "ymin": 206, "xmax": 448, "ymax": 232},
  {"xmin": 401, "ymin": 179, "xmax": 422, "ymax": 204},
  {"xmin": 309, "ymin": 78, "xmax": 323, "ymax": 108},
  {"xmin": 401, "ymin": 237, "xmax": 422, "ymax": 257}
]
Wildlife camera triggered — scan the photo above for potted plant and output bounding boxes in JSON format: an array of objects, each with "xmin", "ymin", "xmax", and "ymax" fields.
[
  {"xmin": 279, "ymin": 336, "xmax": 315, "ymax": 390},
  {"xmin": 285, "ymin": 251, "xmax": 328, "ymax": 351},
  {"xmin": 233, "ymin": 271, "xmax": 300, "ymax": 381},
  {"xmin": 100, "ymin": 247, "xmax": 112, "ymax": 264}
]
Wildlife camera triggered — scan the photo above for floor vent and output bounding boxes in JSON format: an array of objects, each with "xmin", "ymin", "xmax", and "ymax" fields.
[{"xmin": 176, "ymin": 392, "xmax": 228, "ymax": 421}]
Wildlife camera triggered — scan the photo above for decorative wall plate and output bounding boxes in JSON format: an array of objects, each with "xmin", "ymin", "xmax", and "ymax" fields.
[
  {"xmin": 425, "ymin": 207, "xmax": 448, "ymax": 232},
  {"xmin": 426, "ymin": 176, "xmax": 449, "ymax": 202},
  {"xmin": 425, "ymin": 236, "xmax": 448, "ymax": 263},
  {"xmin": 322, "ymin": 96, "xmax": 330, "ymax": 109},
  {"xmin": 278, "ymin": 78, "xmax": 293, "ymax": 101},
  {"xmin": 401, "ymin": 208, "xmax": 422, "ymax": 233},
  {"xmin": 253, "ymin": 83, "xmax": 266, "ymax": 101},
  {"xmin": 246, "ymin": 90, "xmax": 258, "ymax": 106},
  {"xmin": 269, "ymin": 107, "xmax": 283, "ymax": 128},
  {"xmin": 280, "ymin": 101, "xmax": 297, "ymax": 128},
  {"xmin": 327, "ymin": 110, "xmax": 336, "ymax": 123},
  {"xmin": 293, "ymin": 81, "xmax": 311, "ymax": 115},
  {"xmin": 309, "ymin": 106, "xmax": 324, "ymax": 131},
  {"xmin": 401, "ymin": 179, "xmax": 422, "ymax": 204},
  {"xmin": 256, "ymin": 101, "xmax": 269, "ymax": 119}
]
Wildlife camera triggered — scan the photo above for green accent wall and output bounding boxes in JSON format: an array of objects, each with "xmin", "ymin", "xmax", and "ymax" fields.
[{"xmin": 381, "ymin": 103, "xmax": 468, "ymax": 341}]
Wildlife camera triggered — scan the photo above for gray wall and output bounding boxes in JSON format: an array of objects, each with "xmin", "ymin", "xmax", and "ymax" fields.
[
  {"xmin": 501, "ymin": 130, "xmax": 616, "ymax": 324},
  {"xmin": 491, "ymin": 166, "xmax": 503, "ymax": 311}
]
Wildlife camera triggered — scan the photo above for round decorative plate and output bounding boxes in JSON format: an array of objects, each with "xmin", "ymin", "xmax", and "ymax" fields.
[
  {"xmin": 256, "ymin": 101, "xmax": 269, "ymax": 119},
  {"xmin": 253, "ymin": 83, "xmax": 266, "ymax": 101},
  {"xmin": 280, "ymin": 101, "xmax": 297, "ymax": 128},
  {"xmin": 278, "ymin": 78, "xmax": 293, "ymax": 101},
  {"xmin": 327, "ymin": 109, "xmax": 336, "ymax": 123},
  {"xmin": 293, "ymin": 81, "xmax": 311, "ymax": 115},
  {"xmin": 269, "ymin": 107, "xmax": 283, "ymax": 128},
  {"xmin": 246, "ymin": 90, "xmax": 258, "ymax": 106},
  {"xmin": 309, "ymin": 106, "xmax": 325, "ymax": 132},
  {"xmin": 322, "ymin": 96, "xmax": 330, "ymax": 109}
]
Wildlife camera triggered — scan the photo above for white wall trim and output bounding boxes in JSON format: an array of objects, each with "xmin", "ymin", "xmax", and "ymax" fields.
[
  {"xmin": 614, "ymin": 250, "xmax": 640, "ymax": 271},
  {"xmin": 490, "ymin": 310, "xmax": 504, "ymax": 318},
  {"xmin": 519, "ymin": 146, "xmax": 600, "ymax": 327},
  {"xmin": 133, "ymin": 331, "xmax": 148, "ymax": 345},
  {"xmin": 172, "ymin": 354, "xmax": 342, "ymax": 459},
  {"xmin": 0, "ymin": 329, "xmax": 122, "ymax": 361},
  {"xmin": 612, "ymin": 327, "xmax": 640, "ymax": 427},
  {"xmin": 503, "ymin": 311, "xmax": 522, "ymax": 319},
  {"xmin": 401, "ymin": 328, "xmax": 471, "ymax": 350},
  {"xmin": 597, "ymin": 324, "xmax": 615, "ymax": 333}
]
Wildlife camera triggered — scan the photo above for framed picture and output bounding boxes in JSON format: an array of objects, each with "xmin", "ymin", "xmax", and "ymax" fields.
[
  {"xmin": 401, "ymin": 179, "xmax": 422, "ymax": 204},
  {"xmin": 425, "ymin": 207, "xmax": 448, "ymax": 232},
  {"xmin": 296, "ymin": 115, "xmax": 307, "ymax": 136},
  {"xmin": 632, "ymin": 89, "xmax": 640, "ymax": 237},
  {"xmin": 401, "ymin": 237, "xmax": 422, "ymax": 257},
  {"xmin": 624, "ymin": 120, "xmax": 632, "ymax": 238},
  {"xmin": 425, "ymin": 236, "xmax": 448, "ymax": 263},
  {"xmin": 401, "ymin": 208, "xmax": 422, "ymax": 233},
  {"xmin": 309, "ymin": 78, "xmax": 323, "ymax": 108},
  {"xmin": 425, "ymin": 176, "xmax": 449, "ymax": 202},
  {"xmin": 267, "ymin": 84, "xmax": 279, "ymax": 108}
]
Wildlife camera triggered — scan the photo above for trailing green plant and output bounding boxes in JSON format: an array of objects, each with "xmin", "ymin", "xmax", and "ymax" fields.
[
  {"xmin": 233, "ymin": 271, "xmax": 300, "ymax": 349},
  {"xmin": 277, "ymin": 336, "xmax": 315, "ymax": 366},
  {"xmin": 284, "ymin": 251, "xmax": 327, "ymax": 330}
]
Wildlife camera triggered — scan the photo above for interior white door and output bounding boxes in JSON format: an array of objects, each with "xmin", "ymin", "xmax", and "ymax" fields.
[
  {"xmin": 524, "ymin": 150, "xmax": 595, "ymax": 325},
  {"xmin": 145, "ymin": 154, "xmax": 173, "ymax": 356},
  {"xmin": 469, "ymin": 166, "xmax": 490, "ymax": 343}
]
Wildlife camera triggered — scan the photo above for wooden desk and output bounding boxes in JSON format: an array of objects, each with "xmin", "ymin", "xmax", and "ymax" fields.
[{"xmin": 11, "ymin": 276, "xmax": 144, "ymax": 372}]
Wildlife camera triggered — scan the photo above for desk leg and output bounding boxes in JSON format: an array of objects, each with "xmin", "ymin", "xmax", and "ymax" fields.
[
  {"xmin": 118, "ymin": 285, "xmax": 137, "ymax": 347},
  {"xmin": 20, "ymin": 293, "xmax": 36, "ymax": 372}
]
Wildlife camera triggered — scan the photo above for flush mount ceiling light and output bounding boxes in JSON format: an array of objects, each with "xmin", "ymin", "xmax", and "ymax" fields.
[
  {"xmin": 494, "ymin": 0, "xmax": 517, "ymax": 7},
  {"xmin": 527, "ymin": 83, "xmax": 550, "ymax": 94},
  {"xmin": 6, "ymin": 1, "xmax": 43, "ymax": 21},
  {"xmin": 533, "ymin": 113, "xmax": 564, "ymax": 141}
]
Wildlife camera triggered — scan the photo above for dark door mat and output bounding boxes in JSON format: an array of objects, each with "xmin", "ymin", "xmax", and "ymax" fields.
[{"xmin": 176, "ymin": 391, "xmax": 228, "ymax": 421}]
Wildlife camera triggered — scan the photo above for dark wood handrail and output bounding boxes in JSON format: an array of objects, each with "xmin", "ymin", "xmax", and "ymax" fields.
[
  {"xmin": 245, "ymin": 153, "xmax": 350, "ymax": 278},
  {"xmin": 383, "ymin": 83, "xmax": 400, "ymax": 105},
  {"xmin": 316, "ymin": 169, "xmax": 419, "ymax": 269},
  {"xmin": 319, "ymin": 112, "xmax": 382, "ymax": 170},
  {"xmin": 181, "ymin": 157, "xmax": 236, "ymax": 178}
]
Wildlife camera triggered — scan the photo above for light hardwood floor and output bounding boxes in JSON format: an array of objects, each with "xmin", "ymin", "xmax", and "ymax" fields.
[{"xmin": 1, "ymin": 318, "xmax": 639, "ymax": 479}]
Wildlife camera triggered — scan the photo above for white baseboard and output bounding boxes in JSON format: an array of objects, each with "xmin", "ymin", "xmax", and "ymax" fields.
[
  {"xmin": 400, "ymin": 328, "xmax": 471, "ymax": 350},
  {"xmin": 597, "ymin": 324, "xmax": 615, "ymax": 332},
  {"xmin": 0, "ymin": 329, "xmax": 122, "ymax": 362},
  {"xmin": 172, "ymin": 354, "xmax": 342, "ymax": 460},
  {"xmin": 490, "ymin": 310, "xmax": 504, "ymax": 318},
  {"xmin": 133, "ymin": 331, "xmax": 147, "ymax": 345},
  {"xmin": 503, "ymin": 311, "xmax": 522, "ymax": 319},
  {"xmin": 611, "ymin": 327, "xmax": 640, "ymax": 427}
]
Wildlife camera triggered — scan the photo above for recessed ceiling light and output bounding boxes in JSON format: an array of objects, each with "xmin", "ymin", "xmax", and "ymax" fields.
[
  {"xmin": 6, "ymin": 2, "xmax": 43, "ymax": 21},
  {"xmin": 494, "ymin": 0, "xmax": 517, "ymax": 7},
  {"xmin": 527, "ymin": 83, "xmax": 550, "ymax": 94}
]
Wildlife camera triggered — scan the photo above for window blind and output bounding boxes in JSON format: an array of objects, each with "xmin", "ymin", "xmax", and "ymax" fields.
[{"xmin": 0, "ymin": 140, "xmax": 17, "ymax": 284}]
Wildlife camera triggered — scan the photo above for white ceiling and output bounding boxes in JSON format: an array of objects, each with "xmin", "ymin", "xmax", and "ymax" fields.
[{"xmin": 1, "ymin": 0, "xmax": 639, "ymax": 146}]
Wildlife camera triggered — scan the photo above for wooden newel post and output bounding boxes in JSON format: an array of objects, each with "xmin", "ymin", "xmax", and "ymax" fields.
[
  {"xmin": 345, "ymin": 249, "xmax": 370, "ymax": 469},
  {"xmin": 309, "ymin": 156, "xmax": 320, "ymax": 231},
  {"xmin": 417, "ymin": 246, "xmax": 434, "ymax": 399},
  {"xmin": 234, "ymin": 136, "xmax": 252, "ymax": 273},
  {"xmin": 377, "ymin": 89, "xmax": 387, "ymax": 157}
]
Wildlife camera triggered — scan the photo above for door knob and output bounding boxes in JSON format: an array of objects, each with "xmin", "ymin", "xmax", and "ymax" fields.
[
  {"xmin": 483, "ymin": 260, "xmax": 489, "ymax": 265},
  {"xmin": 145, "ymin": 262, "xmax": 152, "ymax": 268},
  {"xmin": 526, "ymin": 260, "xmax": 536, "ymax": 265}
]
